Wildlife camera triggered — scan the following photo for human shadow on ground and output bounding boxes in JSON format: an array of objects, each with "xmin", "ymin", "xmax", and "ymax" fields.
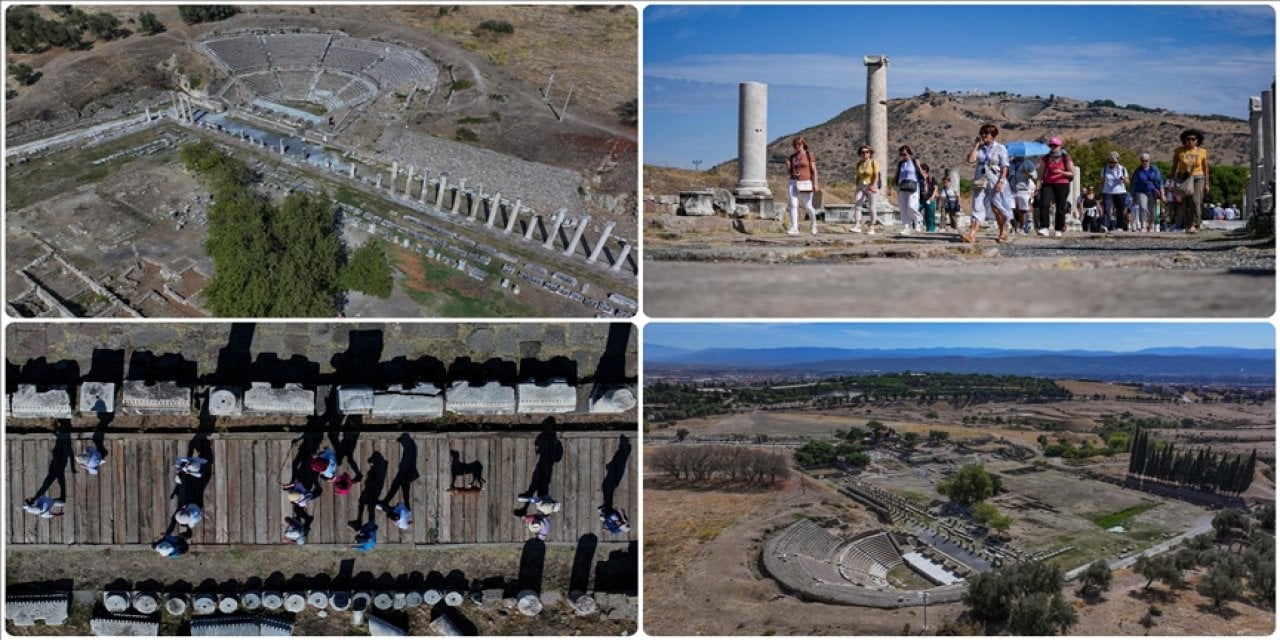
[
  {"xmin": 34, "ymin": 427, "xmax": 74, "ymax": 500},
  {"xmin": 600, "ymin": 434, "xmax": 630, "ymax": 512},
  {"xmin": 210, "ymin": 323, "xmax": 255, "ymax": 387},
  {"xmin": 522, "ymin": 423, "xmax": 562, "ymax": 499},
  {"xmin": 9, "ymin": 357, "xmax": 81, "ymax": 390},
  {"xmin": 329, "ymin": 329, "xmax": 383, "ymax": 385},
  {"xmin": 449, "ymin": 450, "xmax": 484, "ymax": 490},
  {"xmin": 447, "ymin": 357, "xmax": 518, "ymax": 385},
  {"xmin": 383, "ymin": 433, "xmax": 420, "ymax": 507},
  {"xmin": 569, "ymin": 533, "xmax": 599, "ymax": 595},
  {"xmin": 127, "ymin": 351, "xmax": 197, "ymax": 386},
  {"xmin": 173, "ymin": 432, "xmax": 214, "ymax": 509},
  {"xmin": 351, "ymin": 451, "xmax": 387, "ymax": 528},
  {"xmin": 594, "ymin": 540, "xmax": 638, "ymax": 594},
  {"xmin": 517, "ymin": 356, "xmax": 578, "ymax": 385},
  {"xmin": 517, "ymin": 538, "xmax": 546, "ymax": 594},
  {"xmin": 327, "ymin": 426, "xmax": 363, "ymax": 482},
  {"xmin": 594, "ymin": 323, "xmax": 632, "ymax": 384}
]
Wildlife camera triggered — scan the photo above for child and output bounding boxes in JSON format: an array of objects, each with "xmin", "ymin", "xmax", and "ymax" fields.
[{"xmin": 75, "ymin": 447, "xmax": 104, "ymax": 475}]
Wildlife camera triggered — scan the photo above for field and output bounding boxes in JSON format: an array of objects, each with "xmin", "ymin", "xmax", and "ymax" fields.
[{"xmin": 644, "ymin": 379, "xmax": 1275, "ymax": 635}]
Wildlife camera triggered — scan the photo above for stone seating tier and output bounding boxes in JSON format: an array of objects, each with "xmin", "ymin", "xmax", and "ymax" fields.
[
  {"xmin": 206, "ymin": 38, "xmax": 270, "ymax": 73},
  {"xmin": 240, "ymin": 73, "xmax": 283, "ymax": 96},
  {"xmin": 263, "ymin": 34, "xmax": 331, "ymax": 67},
  {"xmin": 322, "ymin": 47, "xmax": 381, "ymax": 74}
]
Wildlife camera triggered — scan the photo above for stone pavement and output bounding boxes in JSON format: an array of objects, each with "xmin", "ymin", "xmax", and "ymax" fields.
[{"xmin": 644, "ymin": 225, "xmax": 1274, "ymax": 317}]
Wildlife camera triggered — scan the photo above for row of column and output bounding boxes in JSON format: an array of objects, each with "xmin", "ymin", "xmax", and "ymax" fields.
[
  {"xmin": 170, "ymin": 92, "xmax": 197, "ymax": 123},
  {"xmin": 365, "ymin": 161, "xmax": 632, "ymax": 272}
]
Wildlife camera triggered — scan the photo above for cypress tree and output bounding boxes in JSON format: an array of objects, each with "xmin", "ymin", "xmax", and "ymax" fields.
[{"xmin": 1238, "ymin": 450, "xmax": 1257, "ymax": 493}]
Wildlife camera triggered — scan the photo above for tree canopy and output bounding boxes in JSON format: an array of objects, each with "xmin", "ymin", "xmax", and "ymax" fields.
[{"xmin": 938, "ymin": 463, "xmax": 1002, "ymax": 506}]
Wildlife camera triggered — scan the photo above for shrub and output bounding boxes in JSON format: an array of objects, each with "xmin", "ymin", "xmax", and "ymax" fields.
[{"xmin": 476, "ymin": 19, "xmax": 514, "ymax": 35}]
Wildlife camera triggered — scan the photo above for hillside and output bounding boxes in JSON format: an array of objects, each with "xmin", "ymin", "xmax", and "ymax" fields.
[{"xmin": 708, "ymin": 92, "xmax": 1250, "ymax": 180}]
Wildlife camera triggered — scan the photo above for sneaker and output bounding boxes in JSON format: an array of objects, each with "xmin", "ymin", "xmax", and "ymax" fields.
[
  {"xmin": 786, "ymin": 228, "xmax": 799, "ymax": 236},
  {"xmin": 810, "ymin": 226, "xmax": 818, "ymax": 236},
  {"xmin": 1037, "ymin": 228, "xmax": 1050, "ymax": 237},
  {"xmin": 868, "ymin": 227, "xmax": 876, "ymax": 235},
  {"xmin": 898, "ymin": 228, "xmax": 911, "ymax": 236},
  {"xmin": 1054, "ymin": 230, "xmax": 1062, "ymax": 237},
  {"xmin": 849, "ymin": 226, "xmax": 863, "ymax": 233}
]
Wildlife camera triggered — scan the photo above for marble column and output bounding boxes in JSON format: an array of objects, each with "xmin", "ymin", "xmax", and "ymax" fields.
[
  {"xmin": 450, "ymin": 179, "xmax": 466, "ymax": 214},
  {"xmin": 543, "ymin": 209, "xmax": 567, "ymax": 249},
  {"xmin": 610, "ymin": 242, "xmax": 632, "ymax": 272},
  {"xmin": 376, "ymin": 175, "xmax": 382, "ymax": 188},
  {"xmin": 419, "ymin": 174, "xmax": 429, "ymax": 203},
  {"xmin": 390, "ymin": 161, "xmax": 399, "ymax": 194},
  {"xmin": 470, "ymin": 187, "xmax": 484, "ymax": 219},
  {"xmin": 435, "ymin": 175, "xmax": 447, "ymax": 208},
  {"xmin": 587, "ymin": 220, "xmax": 615, "ymax": 264},
  {"xmin": 486, "ymin": 193, "xmax": 501, "ymax": 227},
  {"xmin": 733, "ymin": 82, "xmax": 770, "ymax": 197},
  {"xmin": 523, "ymin": 214, "xmax": 540, "ymax": 241},
  {"xmin": 405, "ymin": 165, "xmax": 415, "ymax": 198},
  {"xmin": 1263, "ymin": 86, "xmax": 1275, "ymax": 199},
  {"xmin": 864, "ymin": 55, "xmax": 890, "ymax": 195},
  {"xmin": 563, "ymin": 213, "xmax": 591, "ymax": 257},
  {"xmin": 349, "ymin": 164, "xmax": 356, "ymax": 179},
  {"xmin": 1248, "ymin": 96, "xmax": 1263, "ymax": 217},
  {"xmin": 504, "ymin": 199, "xmax": 523, "ymax": 233}
]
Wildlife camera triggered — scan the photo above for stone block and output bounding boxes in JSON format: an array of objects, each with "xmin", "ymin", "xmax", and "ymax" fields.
[
  {"xmin": 372, "ymin": 383, "xmax": 444, "ymax": 418},
  {"xmin": 165, "ymin": 596, "xmax": 187, "ymax": 616},
  {"xmin": 516, "ymin": 379, "xmax": 577, "ymax": 414},
  {"xmin": 588, "ymin": 386, "xmax": 636, "ymax": 413},
  {"xmin": 282, "ymin": 592, "xmax": 306, "ymax": 613},
  {"xmin": 79, "ymin": 382, "xmax": 116, "ymax": 414},
  {"xmin": 132, "ymin": 593, "xmax": 158, "ymax": 615},
  {"xmin": 443, "ymin": 591, "xmax": 464, "ymax": 607},
  {"xmin": 90, "ymin": 615, "xmax": 159, "ymax": 636},
  {"xmin": 677, "ymin": 190, "xmax": 716, "ymax": 216},
  {"xmin": 445, "ymin": 381, "xmax": 515, "ymax": 415},
  {"xmin": 190, "ymin": 615, "xmax": 258, "ymax": 636},
  {"xmin": 217, "ymin": 595, "xmax": 238, "ymax": 614},
  {"xmin": 307, "ymin": 591, "xmax": 329, "ymax": 609},
  {"xmin": 5, "ymin": 593, "xmax": 70, "ymax": 626},
  {"xmin": 736, "ymin": 195, "xmax": 778, "ymax": 220},
  {"xmin": 258, "ymin": 616, "xmax": 294, "ymax": 636},
  {"xmin": 516, "ymin": 590, "xmax": 542, "ymax": 616},
  {"xmin": 403, "ymin": 591, "xmax": 422, "ymax": 608},
  {"xmin": 823, "ymin": 204, "xmax": 858, "ymax": 223},
  {"xmin": 337, "ymin": 386, "xmax": 375, "ymax": 415},
  {"xmin": 428, "ymin": 613, "xmax": 462, "ymax": 636},
  {"xmin": 244, "ymin": 383, "xmax": 314, "ymax": 416},
  {"xmin": 9, "ymin": 385, "xmax": 73, "ymax": 419},
  {"xmin": 373, "ymin": 593, "xmax": 394, "ymax": 610},
  {"xmin": 259, "ymin": 593, "xmax": 282, "ymax": 611},
  {"xmin": 104, "ymin": 592, "xmax": 131, "ymax": 613},
  {"xmin": 120, "ymin": 381, "xmax": 191, "ymax": 415},
  {"xmin": 240, "ymin": 592, "xmax": 261, "ymax": 611},
  {"xmin": 368, "ymin": 615, "xmax": 405, "ymax": 636},
  {"xmin": 422, "ymin": 590, "xmax": 442, "ymax": 606},
  {"xmin": 207, "ymin": 387, "xmax": 242, "ymax": 417}
]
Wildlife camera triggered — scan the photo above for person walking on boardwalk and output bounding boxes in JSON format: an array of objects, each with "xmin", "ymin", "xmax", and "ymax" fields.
[
  {"xmin": 917, "ymin": 163, "xmax": 938, "ymax": 232},
  {"xmin": 784, "ymin": 136, "xmax": 820, "ymax": 236},
  {"xmin": 849, "ymin": 145, "xmax": 882, "ymax": 234},
  {"xmin": 311, "ymin": 447, "xmax": 338, "ymax": 481},
  {"xmin": 174, "ymin": 503, "xmax": 203, "ymax": 532},
  {"xmin": 75, "ymin": 446, "xmax": 104, "ymax": 475},
  {"xmin": 378, "ymin": 501, "xmax": 413, "ymax": 530},
  {"xmin": 282, "ymin": 481, "xmax": 313, "ymax": 508},
  {"xmin": 521, "ymin": 513, "xmax": 551, "ymax": 541},
  {"xmin": 152, "ymin": 534, "xmax": 189, "ymax": 558},
  {"xmin": 1100, "ymin": 151, "xmax": 1131, "ymax": 231},
  {"xmin": 283, "ymin": 516, "xmax": 310, "ymax": 545},
  {"xmin": 23, "ymin": 496, "xmax": 64, "ymax": 518},
  {"xmin": 333, "ymin": 472, "xmax": 356, "ymax": 496},
  {"xmin": 1171, "ymin": 128, "xmax": 1210, "ymax": 234},
  {"xmin": 599, "ymin": 506, "xmax": 630, "ymax": 534},
  {"xmin": 350, "ymin": 521, "xmax": 378, "ymax": 551},
  {"xmin": 174, "ymin": 456, "xmax": 207, "ymax": 484},
  {"xmin": 964, "ymin": 124, "xmax": 1013, "ymax": 243}
]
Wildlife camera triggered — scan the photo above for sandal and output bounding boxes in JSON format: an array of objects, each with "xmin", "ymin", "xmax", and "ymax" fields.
[{"xmin": 996, "ymin": 234, "xmax": 1009, "ymax": 244}]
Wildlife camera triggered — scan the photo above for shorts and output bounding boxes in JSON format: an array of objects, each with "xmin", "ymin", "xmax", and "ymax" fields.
[{"xmin": 1013, "ymin": 191, "xmax": 1034, "ymax": 210}]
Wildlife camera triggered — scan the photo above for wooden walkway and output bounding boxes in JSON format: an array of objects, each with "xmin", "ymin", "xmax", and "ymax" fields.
[{"xmin": 6, "ymin": 431, "xmax": 635, "ymax": 547}]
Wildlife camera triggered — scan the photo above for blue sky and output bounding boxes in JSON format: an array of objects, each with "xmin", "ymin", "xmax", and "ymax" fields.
[
  {"xmin": 645, "ymin": 323, "xmax": 1275, "ymax": 352},
  {"xmin": 644, "ymin": 4, "xmax": 1277, "ymax": 167}
]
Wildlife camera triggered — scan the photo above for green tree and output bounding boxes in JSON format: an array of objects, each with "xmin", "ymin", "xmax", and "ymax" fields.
[
  {"xmin": 614, "ymin": 98, "xmax": 638, "ymax": 127},
  {"xmin": 1207, "ymin": 165, "xmax": 1248, "ymax": 210},
  {"xmin": 1198, "ymin": 563, "xmax": 1244, "ymax": 609},
  {"xmin": 86, "ymin": 11, "xmax": 121, "ymax": 40},
  {"xmin": 928, "ymin": 429, "xmax": 949, "ymax": 442},
  {"xmin": 901, "ymin": 431, "xmax": 920, "ymax": 449},
  {"xmin": 675, "ymin": 428, "xmax": 689, "ymax": 442},
  {"xmin": 794, "ymin": 440, "xmax": 836, "ymax": 467},
  {"xmin": 340, "ymin": 238, "xmax": 393, "ymax": 298},
  {"xmin": 1136, "ymin": 555, "xmax": 1183, "ymax": 590},
  {"xmin": 1078, "ymin": 560, "xmax": 1113, "ymax": 597},
  {"xmin": 1007, "ymin": 592, "xmax": 1078, "ymax": 635},
  {"xmin": 177, "ymin": 5, "xmax": 241, "ymax": 24},
  {"xmin": 137, "ymin": 11, "xmax": 164, "ymax": 34},
  {"xmin": 1063, "ymin": 137, "xmax": 1138, "ymax": 191},
  {"xmin": 938, "ymin": 463, "xmax": 998, "ymax": 506},
  {"xmin": 7, "ymin": 62, "xmax": 36, "ymax": 85}
]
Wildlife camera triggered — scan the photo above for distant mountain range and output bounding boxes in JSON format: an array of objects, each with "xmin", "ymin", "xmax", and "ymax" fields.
[{"xmin": 646, "ymin": 346, "xmax": 1274, "ymax": 380}]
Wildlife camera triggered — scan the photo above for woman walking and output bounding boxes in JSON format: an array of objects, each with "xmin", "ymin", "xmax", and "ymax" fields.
[
  {"xmin": 784, "ymin": 137, "xmax": 819, "ymax": 235},
  {"xmin": 1171, "ymin": 129, "xmax": 1209, "ymax": 234},
  {"xmin": 849, "ymin": 145, "xmax": 881, "ymax": 234},
  {"xmin": 892, "ymin": 145, "xmax": 924, "ymax": 235},
  {"xmin": 1036, "ymin": 137, "xmax": 1074, "ymax": 236},
  {"xmin": 1100, "ymin": 152, "xmax": 1130, "ymax": 231},
  {"xmin": 963, "ymin": 124, "xmax": 1012, "ymax": 243},
  {"xmin": 918, "ymin": 163, "xmax": 938, "ymax": 232}
]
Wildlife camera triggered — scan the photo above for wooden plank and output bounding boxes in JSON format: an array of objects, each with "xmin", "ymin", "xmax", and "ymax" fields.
[
  {"xmin": 8, "ymin": 440, "xmax": 21, "ymax": 544},
  {"xmin": 254, "ymin": 440, "xmax": 269, "ymax": 544},
  {"xmin": 214, "ymin": 438, "xmax": 229, "ymax": 543},
  {"xmin": 107, "ymin": 437, "xmax": 122, "ymax": 545},
  {"xmin": 410, "ymin": 435, "xmax": 427, "ymax": 545},
  {"xmin": 239, "ymin": 440, "xmax": 254, "ymax": 545},
  {"xmin": 265, "ymin": 439, "xmax": 279, "ymax": 545},
  {"xmin": 140, "ymin": 441, "xmax": 157, "ymax": 545}
]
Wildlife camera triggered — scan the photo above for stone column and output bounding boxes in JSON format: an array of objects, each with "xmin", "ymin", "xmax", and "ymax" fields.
[
  {"xmin": 390, "ymin": 161, "xmax": 399, "ymax": 194},
  {"xmin": 486, "ymin": 193, "xmax": 501, "ymax": 227},
  {"xmin": 405, "ymin": 165, "xmax": 415, "ymax": 198},
  {"xmin": 279, "ymin": 139, "xmax": 286, "ymax": 155},
  {"xmin": 864, "ymin": 55, "xmax": 890, "ymax": 197},
  {"xmin": 470, "ymin": 187, "xmax": 484, "ymax": 219},
  {"xmin": 145, "ymin": 107, "xmax": 151, "ymax": 121},
  {"xmin": 563, "ymin": 213, "xmax": 591, "ymax": 257},
  {"xmin": 376, "ymin": 175, "xmax": 382, "ymax": 188},
  {"xmin": 504, "ymin": 199, "xmax": 522, "ymax": 233},
  {"xmin": 349, "ymin": 164, "xmax": 356, "ymax": 179},
  {"xmin": 1248, "ymin": 96, "xmax": 1263, "ymax": 218},
  {"xmin": 523, "ymin": 214, "xmax": 539, "ymax": 240},
  {"xmin": 435, "ymin": 175, "xmax": 447, "ymax": 208},
  {"xmin": 587, "ymin": 220, "xmax": 615, "ymax": 263},
  {"xmin": 419, "ymin": 174, "xmax": 429, "ymax": 203},
  {"xmin": 450, "ymin": 179, "xmax": 466, "ymax": 214},
  {"xmin": 543, "ymin": 209, "xmax": 567, "ymax": 249},
  {"xmin": 610, "ymin": 242, "xmax": 632, "ymax": 272},
  {"xmin": 1263, "ymin": 86, "xmax": 1275, "ymax": 200},
  {"xmin": 733, "ymin": 82, "xmax": 771, "ymax": 197}
]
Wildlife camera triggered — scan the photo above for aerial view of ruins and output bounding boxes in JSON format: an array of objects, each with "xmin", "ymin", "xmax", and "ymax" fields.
[
  {"xmin": 642, "ymin": 5, "xmax": 1275, "ymax": 317},
  {"xmin": 644, "ymin": 323, "xmax": 1275, "ymax": 636},
  {"xmin": 5, "ymin": 5, "xmax": 638, "ymax": 318},
  {"xmin": 4, "ymin": 322, "xmax": 638, "ymax": 634}
]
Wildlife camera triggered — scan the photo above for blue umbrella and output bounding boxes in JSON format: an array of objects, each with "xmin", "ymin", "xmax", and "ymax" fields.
[{"xmin": 1005, "ymin": 140, "xmax": 1051, "ymax": 158}]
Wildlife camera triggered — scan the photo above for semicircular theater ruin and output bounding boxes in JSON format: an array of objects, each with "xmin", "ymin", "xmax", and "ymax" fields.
[
  {"xmin": 762, "ymin": 519, "xmax": 970, "ymax": 608},
  {"xmin": 198, "ymin": 32, "xmax": 439, "ymax": 131}
]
